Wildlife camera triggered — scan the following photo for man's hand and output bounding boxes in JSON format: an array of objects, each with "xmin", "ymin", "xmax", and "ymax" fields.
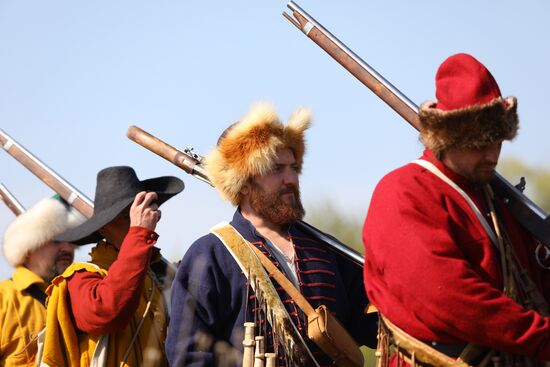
[{"xmin": 130, "ymin": 191, "xmax": 161, "ymax": 231}]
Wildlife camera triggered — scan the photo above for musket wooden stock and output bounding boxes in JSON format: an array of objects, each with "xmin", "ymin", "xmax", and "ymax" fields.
[
  {"xmin": 0, "ymin": 128, "xmax": 178, "ymax": 279},
  {"xmin": 284, "ymin": 1, "xmax": 550, "ymax": 245},
  {"xmin": 127, "ymin": 125, "xmax": 211, "ymax": 186},
  {"xmin": 0, "ymin": 183, "xmax": 26, "ymax": 216},
  {"xmin": 284, "ymin": 2, "xmax": 419, "ymax": 130},
  {"xmin": 128, "ymin": 125, "xmax": 195, "ymax": 175},
  {"xmin": 127, "ymin": 125, "xmax": 365, "ymax": 266},
  {"xmin": 0, "ymin": 129, "xmax": 94, "ymax": 218}
]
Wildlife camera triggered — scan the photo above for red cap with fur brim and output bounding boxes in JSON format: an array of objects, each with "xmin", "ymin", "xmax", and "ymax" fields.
[{"xmin": 419, "ymin": 53, "xmax": 519, "ymax": 155}]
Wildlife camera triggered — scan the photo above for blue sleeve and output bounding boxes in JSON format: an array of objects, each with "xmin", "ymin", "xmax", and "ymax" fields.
[{"xmin": 166, "ymin": 234, "xmax": 246, "ymax": 367}]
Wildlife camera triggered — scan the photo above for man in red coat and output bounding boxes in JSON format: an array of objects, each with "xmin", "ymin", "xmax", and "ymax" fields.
[
  {"xmin": 42, "ymin": 166, "xmax": 184, "ymax": 366},
  {"xmin": 363, "ymin": 53, "xmax": 550, "ymax": 365}
]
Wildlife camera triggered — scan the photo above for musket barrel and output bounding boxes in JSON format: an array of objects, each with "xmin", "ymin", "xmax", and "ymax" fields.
[
  {"xmin": 0, "ymin": 183, "xmax": 26, "ymax": 216},
  {"xmin": 297, "ymin": 220, "xmax": 364, "ymax": 266},
  {"xmin": 0, "ymin": 129, "xmax": 94, "ymax": 218},
  {"xmin": 285, "ymin": 1, "xmax": 420, "ymax": 130},
  {"xmin": 284, "ymin": 1, "xmax": 550, "ymax": 245}
]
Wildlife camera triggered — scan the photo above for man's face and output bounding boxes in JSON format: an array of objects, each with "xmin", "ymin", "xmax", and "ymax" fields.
[
  {"xmin": 441, "ymin": 141, "xmax": 503, "ymax": 184},
  {"xmin": 100, "ymin": 207, "xmax": 131, "ymax": 248},
  {"xmin": 27, "ymin": 241, "xmax": 75, "ymax": 282},
  {"xmin": 247, "ymin": 148, "xmax": 305, "ymax": 226}
]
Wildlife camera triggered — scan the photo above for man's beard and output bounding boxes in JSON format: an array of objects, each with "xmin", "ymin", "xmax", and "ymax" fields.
[
  {"xmin": 249, "ymin": 182, "xmax": 305, "ymax": 227},
  {"xmin": 51, "ymin": 250, "xmax": 74, "ymax": 279},
  {"xmin": 466, "ymin": 162, "xmax": 497, "ymax": 185}
]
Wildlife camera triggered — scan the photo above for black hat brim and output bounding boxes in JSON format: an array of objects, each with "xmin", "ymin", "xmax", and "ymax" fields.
[{"xmin": 56, "ymin": 176, "xmax": 184, "ymax": 246}]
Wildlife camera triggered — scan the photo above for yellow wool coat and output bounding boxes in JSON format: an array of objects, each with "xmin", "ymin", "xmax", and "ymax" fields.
[
  {"xmin": 0, "ymin": 266, "xmax": 48, "ymax": 367},
  {"xmin": 42, "ymin": 241, "xmax": 168, "ymax": 367}
]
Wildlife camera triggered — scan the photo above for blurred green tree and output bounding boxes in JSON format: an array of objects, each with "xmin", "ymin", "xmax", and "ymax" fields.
[
  {"xmin": 305, "ymin": 200, "xmax": 365, "ymax": 255},
  {"xmin": 499, "ymin": 158, "xmax": 550, "ymax": 212}
]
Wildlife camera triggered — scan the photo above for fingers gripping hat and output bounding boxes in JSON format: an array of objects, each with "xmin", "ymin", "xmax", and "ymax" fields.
[
  {"xmin": 418, "ymin": 53, "xmax": 518, "ymax": 155},
  {"xmin": 205, "ymin": 102, "xmax": 312, "ymax": 205},
  {"xmin": 2, "ymin": 196, "xmax": 85, "ymax": 267},
  {"xmin": 56, "ymin": 166, "xmax": 184, "ymax": 246}
]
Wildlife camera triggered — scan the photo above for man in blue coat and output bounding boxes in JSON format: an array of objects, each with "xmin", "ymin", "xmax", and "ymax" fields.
[{"xmin": 166, "ymin": 102, "xmax": 376, "ymax": 367}]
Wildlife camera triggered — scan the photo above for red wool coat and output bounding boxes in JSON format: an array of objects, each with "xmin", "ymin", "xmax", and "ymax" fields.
[{"xmin": 363, "ymin": 149, "xmax": 550, "ymax": 360}]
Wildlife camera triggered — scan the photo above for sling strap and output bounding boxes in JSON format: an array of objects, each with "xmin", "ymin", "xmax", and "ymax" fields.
[
  {"xmin": 211, "ymin": 222, "xmax": 319, "ymax": 367},
  {"xmin": 412, "ymin": 159, "xmax": 499, "ymax": 247},
  {"xmin": 212, "ymin": 223, "xmax": 364, "ymax": 367},
  {"xmin": 250, "ymin": 244, "xmax": 315, "ymax": 314}
]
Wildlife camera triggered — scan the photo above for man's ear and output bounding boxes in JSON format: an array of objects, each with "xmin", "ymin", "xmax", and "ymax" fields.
[{"xmin": 240, "ymin": 183, "xmax": 250, "ymax": 196}]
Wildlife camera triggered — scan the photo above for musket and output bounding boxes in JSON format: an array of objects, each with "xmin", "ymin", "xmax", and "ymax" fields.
[
  {"xmin": 0, "ymin": 128, "xmax": 177, "ymax": 275},
  {"xmin": 283, "ymin": 1, "xmax": 550, "ymax": 246},
  {"xmin": 0, "ymin": 183, "xmax": 26, "ymax": 216},
  {"xmin": 127, "ymin": 125, "xmax": 365, "ymax": 267},
  {"xmin": 0, "ymin": 129, "xmax": 94, "ymax": 218}
]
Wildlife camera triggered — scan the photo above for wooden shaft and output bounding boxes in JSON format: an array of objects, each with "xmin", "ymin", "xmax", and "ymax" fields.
[
  {"xmin": 242, "ymin": 322, "xmax": 256, "ymax": 367},
  {"xmin": 264, "ymin": 353, "xmax": 276, "ymax": 367},
  {"xmin": 0, "ymin": 183, "xmax": 25, "ymax": 216},
  {"xmin": 0, "ymin": 129, "xmax": 94, "ymax": 218},
  {"xmin": 284, "ymin": 2, "xmax": 550, "ymax": 245},
  {"xmin": 289, "ymin": 8, "xmax": 420, "ymax": 130},
  {"xmin": 253, "ymin": 336, "xmax": 265, "ymax": 367},
  {"xmin": 127, "ymin": 125, "xmax": 196, "ymax": 175},
  {"xmin": 0, "ymin": 128, "xmax": 178, "ymax": 277}
]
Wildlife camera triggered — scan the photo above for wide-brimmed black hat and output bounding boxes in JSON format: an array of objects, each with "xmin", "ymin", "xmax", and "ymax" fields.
[{"xmin": 57, "ymin": 166, "xmax": 184, "ymax": 246}]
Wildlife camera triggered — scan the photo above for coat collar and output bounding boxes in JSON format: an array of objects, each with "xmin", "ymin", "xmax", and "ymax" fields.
[
  {"xmin": 12, "ymin": 265, "xmax": 47, "ymax": 292},
  {"xmin": 230, "ymin": 207, "xmax": 297, "ymax": 242},
  {"xmin": 421, "ymin": 149, "xmax": 484, "ymax": 193}
]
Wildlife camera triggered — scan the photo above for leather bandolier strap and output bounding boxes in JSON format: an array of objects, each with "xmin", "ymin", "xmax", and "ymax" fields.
[{"xmin": 377, "ymin": 315, "xmax": 471, "ymax": 367}]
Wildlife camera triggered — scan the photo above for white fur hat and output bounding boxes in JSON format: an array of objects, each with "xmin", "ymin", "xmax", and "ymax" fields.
[{"xmin": 2, "ymin": 196, "xmax": 85, "ymax": 267}]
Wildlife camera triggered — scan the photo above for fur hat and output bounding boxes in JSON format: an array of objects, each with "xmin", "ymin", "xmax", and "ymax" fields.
[
  {"xmin": 419, "ymin": 53, "xmax": 518, "ymax": 155},
  {"xmin": 205, "ymin": 102, "xmax": 312, "ymax": 205},
  {"xmin": 2, "ymin": 196, "xmax": 85, "ymax": 267}
]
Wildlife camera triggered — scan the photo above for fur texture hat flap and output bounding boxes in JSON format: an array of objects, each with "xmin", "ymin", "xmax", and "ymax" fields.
[
  {"xmin": 419, "ymin": 53, "xmax": 518, "ymax": 155},
  {"xmin": 2, "ymin": 197, "xmax": 85, "ymax": 267},
  {"xmin": 205, "ymin": 102, "xmax": 312, "ymax": 205}
]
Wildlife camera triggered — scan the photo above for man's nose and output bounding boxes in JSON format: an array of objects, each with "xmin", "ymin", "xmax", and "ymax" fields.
[
  {"xmin": 58, "ymin": 241, "xmax": 76, "ymax": 254},
  {"xmin": 485, "ymin": 144, "xmax": 501, "ymax": 163},
  {"xmin": 282, "ymin": 167, "xmax": 299, "ymax": 185}
]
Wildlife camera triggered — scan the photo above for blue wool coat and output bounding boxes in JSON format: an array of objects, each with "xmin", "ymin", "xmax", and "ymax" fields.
[{"xmin": 166, "ymin": 209, "xmax": 376, "ymax": 367}]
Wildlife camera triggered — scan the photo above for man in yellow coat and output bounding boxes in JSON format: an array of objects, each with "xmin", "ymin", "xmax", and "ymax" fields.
[{"xmin": 0, "ymin": 196, "xmax": 83, "ymax": 366}]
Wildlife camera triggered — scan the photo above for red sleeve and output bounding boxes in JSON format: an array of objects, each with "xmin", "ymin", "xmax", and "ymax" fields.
[
  {"xmin": 67, "ymin": 226, "xmax": 158, "ymax": 334},
  {"xmin": 363, "ymin": 166, "xmax": 550, "ymax": 360}
]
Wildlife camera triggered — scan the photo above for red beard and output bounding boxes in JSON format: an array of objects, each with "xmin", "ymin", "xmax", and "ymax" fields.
[{"xmin": 249, "ymin": 182, "xmax": 305, "ymax": 226}]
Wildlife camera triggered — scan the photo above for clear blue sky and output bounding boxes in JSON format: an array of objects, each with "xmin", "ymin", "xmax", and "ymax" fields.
[{"xmin": 1, "ymin": 1, "xmax": 549, "ymax": 279}]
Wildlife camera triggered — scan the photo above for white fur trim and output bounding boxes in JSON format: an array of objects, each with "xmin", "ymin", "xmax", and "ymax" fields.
[
  {"xmin": 287, "ymin": 107, "xmax": 312, "ymax": 131},
  {"xmin": 2, "ymin": 197, "xmax": 85, "ymax": 267}
]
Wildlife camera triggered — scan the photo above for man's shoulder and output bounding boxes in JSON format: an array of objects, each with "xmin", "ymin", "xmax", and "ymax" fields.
[
  {"xmin": 182, "ymin": 231, "xmax": 234, "ymax": 266},
  {"xmin": 0, "ymin": 277, "xmax": 15, "ymax": 293},
  {"xmin": 375, "ymin": 161, "xmax": 428, "ymax": 190},
  {"xmin": 54, "ymin": 262, "xmax": 107, "ymax": 282},
  {"xmin": 187, "ymin": 232, "xmax": 223, "ymax": 252},
  {"xmin": 178, "ymin": 229, "xmax": 245, "ymax": 284}
]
